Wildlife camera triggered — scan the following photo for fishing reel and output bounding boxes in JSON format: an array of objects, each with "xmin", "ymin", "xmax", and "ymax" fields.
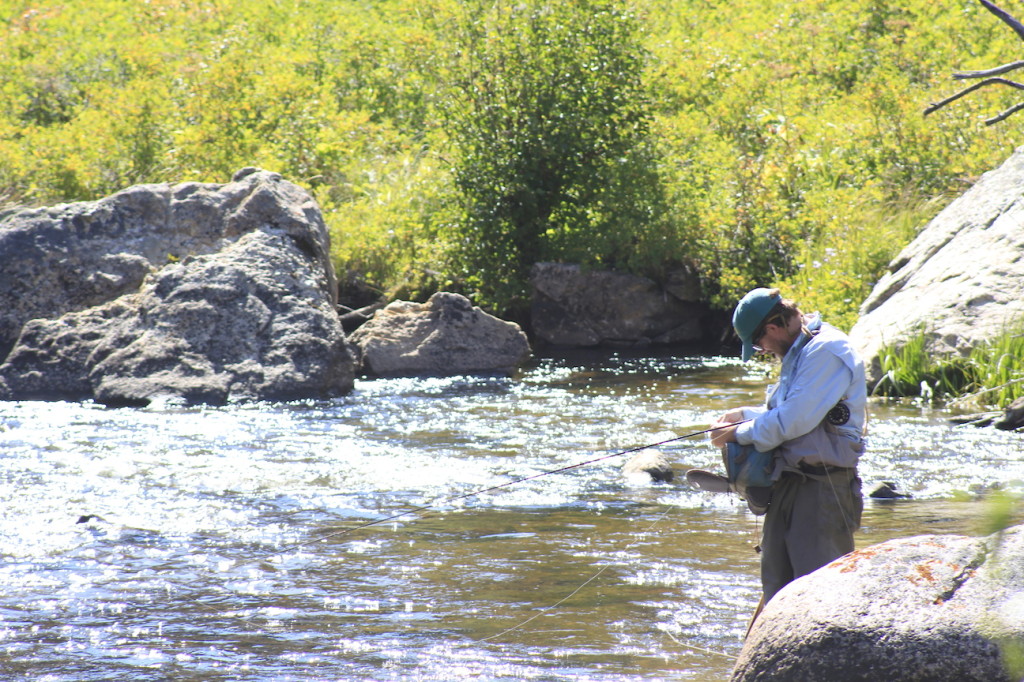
[{"xmin": 826, "ymin": 402, "xmax": 851, "ymax": 426}]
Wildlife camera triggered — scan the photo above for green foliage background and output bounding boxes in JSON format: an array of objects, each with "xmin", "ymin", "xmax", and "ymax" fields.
[{"xmin": 2, "ymin": 0, "xmax": 1024, "ymax": 326}]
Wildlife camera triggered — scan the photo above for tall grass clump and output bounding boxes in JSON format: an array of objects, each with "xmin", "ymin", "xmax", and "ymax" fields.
[
  {"xmin": 873, "ymin": 323, "xmax": 1024, "ymax": 408},
  {"xmin": 961, "ymin": 327, "xmax": 1024, "ymax": 407}
]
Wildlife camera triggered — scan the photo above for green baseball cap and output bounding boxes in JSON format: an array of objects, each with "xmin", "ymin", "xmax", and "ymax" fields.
[{"xmin": 732, "ymin": 288, "xmax": 782, "ymax": 361}]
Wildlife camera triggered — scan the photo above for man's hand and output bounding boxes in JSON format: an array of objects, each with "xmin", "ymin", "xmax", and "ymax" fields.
[
  {"xmin": 719, "ymin": 408, "xmax": 747, "ymax": 424},
  {"xmin": 708, "ymin": 407, "xmax": 752, "ymax": 447},
  {"xmin": 709, "ymin": 422, "xmax": 738, "ymax": 448}
]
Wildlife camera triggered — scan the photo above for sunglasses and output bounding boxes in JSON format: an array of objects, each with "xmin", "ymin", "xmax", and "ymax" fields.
[{"xmin": 751, "ymin": 315, "xmax": 783, "ymax": 353}]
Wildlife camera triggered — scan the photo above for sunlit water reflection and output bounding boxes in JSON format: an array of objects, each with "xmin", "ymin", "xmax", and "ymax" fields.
[{"xmin": 1, "ymin": 351, "xmax": 1022, "ymax": 680}]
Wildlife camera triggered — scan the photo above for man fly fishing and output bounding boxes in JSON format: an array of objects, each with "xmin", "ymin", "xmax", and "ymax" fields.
[{"xmin": 708, "ymin": 287, "xmax": 867, "ymax": 609}]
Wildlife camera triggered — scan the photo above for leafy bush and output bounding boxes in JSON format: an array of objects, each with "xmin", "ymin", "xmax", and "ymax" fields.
[
  {"xmin": 437, "ymin": 0, "xmax": 671, "ymax": 314},
  {"xmin": 648, "ymin": 0, "xmax": 1024, "ymax": 314},
  {"xmin": 782, "ymin": 192, "xmax": 947, "ymax": 331}
]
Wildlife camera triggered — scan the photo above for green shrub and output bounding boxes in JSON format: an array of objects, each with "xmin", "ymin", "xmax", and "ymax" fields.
[
  {"xmin": 647, "ymin": 0, "xmax": 1024, "ymax": 316},
  {"xmin": 779, "ymin": 192, "xmax": 947, "ymax": 332},
  {"xmin": 436, "ymin": 0, "xmax": 671, "ymax": 315}
]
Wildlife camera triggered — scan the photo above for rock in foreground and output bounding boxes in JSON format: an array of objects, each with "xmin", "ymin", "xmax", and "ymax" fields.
[{"xmin": 733, "ymin": 525, "xmax": 1024, "ymax": 681}]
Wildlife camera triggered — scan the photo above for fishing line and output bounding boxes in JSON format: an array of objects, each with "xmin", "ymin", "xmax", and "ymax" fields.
[
  {"xmin": 474, "ymin": 498, "xmax": 735, "ymax": 664},
  {"xmin": 460, "ymin": 422, "xmax": 746, "ymax": 650},
  {"xmin": 662, "ymin": 628, "xmax": 736, "ymax": 661},
  {"xmin": 261, "ymin": 420, "xmax": 749, "ymax": 560},
  {"xmin": 476, "ymin": 555, "xmax": 615, "ymax": 643},
  {"xmin": 475, "ymin": 503, "xmax": 676, "ymax": 644}
]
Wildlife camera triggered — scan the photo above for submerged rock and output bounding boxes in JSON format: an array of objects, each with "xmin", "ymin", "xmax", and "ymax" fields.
[
  {"xmin": 622, "ymin": 450, "xmax": 674, "ymax": 483},
  {"xmin": 995, "ymin": 396, "xmax": 1024, "ymax": 432},
  {"xmin": 0, "ymin": 168, "xmax": 357, "ymax": 404},
  {"xmin": 868, "ymin": 481, "xmax": 912, "ymax": 499},
  {"xmin": 733, "ymin": 525, "xmax": 1024, "ymax": 681}
]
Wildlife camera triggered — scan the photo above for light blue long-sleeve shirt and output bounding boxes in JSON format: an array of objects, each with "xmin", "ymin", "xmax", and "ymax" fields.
[{"xmin": 734, "ymin": 314, "xmax": 866, "ymax": 468}]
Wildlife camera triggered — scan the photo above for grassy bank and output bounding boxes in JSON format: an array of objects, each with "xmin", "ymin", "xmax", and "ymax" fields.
[{"xmin": 2, "ymin": 0, "xmax": 1022, "ymax": 324}]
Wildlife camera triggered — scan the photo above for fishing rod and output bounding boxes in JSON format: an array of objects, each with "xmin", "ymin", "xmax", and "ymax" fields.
[{"xmin": 265, "ymin": 420, "xmax": 749, "ymax": 559}]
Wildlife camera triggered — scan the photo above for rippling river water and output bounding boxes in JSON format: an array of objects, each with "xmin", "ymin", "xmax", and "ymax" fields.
[{"xmin": 1, "ymin": 352, "xmax": 1022, "ymax": 680}]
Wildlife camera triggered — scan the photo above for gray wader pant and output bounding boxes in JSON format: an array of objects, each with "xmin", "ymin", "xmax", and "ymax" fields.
[{"xmin": 760, "ymin": 464, "xmax": 863, "ymax": 603}]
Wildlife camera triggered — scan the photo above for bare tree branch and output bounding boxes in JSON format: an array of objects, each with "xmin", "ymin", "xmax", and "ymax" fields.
[
  {"xmin": 987, "ymin": 100, "xmax": 1024, "ymax": 124},
  {"xmin": 925, "ymin": 0, "xmax": 1024, "ymax": 123},
  {"xmin": 980, "ymin": 0, "xmax": 1024, "ymax": 43},
  {"xmin": 924, "ymin": 77, "xmax": 1024, "ymax": 116},
  {"xmin": 954, "ymin": 59, "xmax": 1024, "ymax": 79}
]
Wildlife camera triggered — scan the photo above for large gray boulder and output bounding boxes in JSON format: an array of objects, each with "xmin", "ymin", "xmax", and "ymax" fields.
[
  {"xmin": 348, "ymin": 292, "xmax": 530, "ymax": 377},
  {"xmin": 530, "ymin": 262, "xmax": 714, "ymax": 348},
  {"xmin": 0, "ymin": 168, "xmax": 357, "ymax": 404},
  {"xmin": 733, "ymin": 525, "xmax": 1024, "ymax": 681},
  {"xmin": 850, "ymin": 147, "xmax": 1024, "ymax": 388}
]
